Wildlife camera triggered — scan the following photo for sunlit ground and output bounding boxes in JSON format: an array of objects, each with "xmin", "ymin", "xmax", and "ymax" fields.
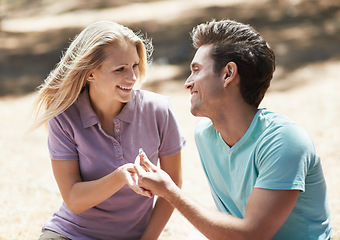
[{"xmin": 1, "ymin": 0, "xmax": 339, "ymax": 239}]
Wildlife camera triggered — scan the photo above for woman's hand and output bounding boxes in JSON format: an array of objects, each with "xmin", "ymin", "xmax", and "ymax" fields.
[
  {"xmin": 134, "ymin": 152, "xmax": 177, "ymax": 199},
  {"xmin": 120, "ymin": 163, "xmax": 153, "ymax": 198}
]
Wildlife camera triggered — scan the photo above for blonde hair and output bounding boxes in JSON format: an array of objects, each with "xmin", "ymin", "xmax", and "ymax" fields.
[{"xmin": 32, "ymin": 21, "xmax": 153, "ymax": 129}]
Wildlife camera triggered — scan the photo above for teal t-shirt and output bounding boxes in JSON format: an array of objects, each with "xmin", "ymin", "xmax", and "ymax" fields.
[{"xmin": 195, "ymin": 109, "xmax": 332, "ymax": 240}]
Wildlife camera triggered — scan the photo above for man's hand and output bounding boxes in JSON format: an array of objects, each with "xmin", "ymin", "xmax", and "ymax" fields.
[{"xmin": 134, "ymin": 153, "xmax": 177, "ymax": 199}]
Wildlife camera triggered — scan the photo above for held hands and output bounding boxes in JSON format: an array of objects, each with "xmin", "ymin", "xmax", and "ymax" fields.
[
  {"xmin": 119, "ymin": 163, "xmax": 153, "ymax": 198},
  {"xmin": 133, "ymin": 151, "xmax": 176, "ymax": 199}
]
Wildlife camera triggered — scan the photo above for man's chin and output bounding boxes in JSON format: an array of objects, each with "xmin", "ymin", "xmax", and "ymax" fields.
[{"xmin": 190, "ymin": 107, "xmax": 202, "ymax": 117}]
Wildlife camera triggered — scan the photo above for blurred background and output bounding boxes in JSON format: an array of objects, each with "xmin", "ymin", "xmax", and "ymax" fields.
[
  {"xmin": 1, "ymin": 0, "xmax": 340, "ymax": 96},
  {"xmin": 0, "ymin": 0, "xmax": 339, "ymax": 239}
]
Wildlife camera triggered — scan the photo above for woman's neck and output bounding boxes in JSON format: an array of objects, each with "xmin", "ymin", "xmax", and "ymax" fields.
[{"xmin": 88, "ymin": 88, "xmax": 124, "ymax": 124}]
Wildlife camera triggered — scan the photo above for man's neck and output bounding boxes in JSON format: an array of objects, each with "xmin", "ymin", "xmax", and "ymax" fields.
[{"xmin": 211, "ymin": 105, "xmax": 258, "ymax": 147}]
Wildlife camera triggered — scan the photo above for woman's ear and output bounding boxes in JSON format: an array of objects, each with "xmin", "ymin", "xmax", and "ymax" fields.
[
  {"xmin": 87, "ymin": 73, "xmax": 95, "ymax": 82},
  {"xmin": 222, "ymin": 62, "xmax": 238, "ymax": 88}
]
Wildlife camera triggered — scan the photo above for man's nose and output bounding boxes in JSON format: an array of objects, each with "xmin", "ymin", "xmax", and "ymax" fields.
[{"xmin": 184, "ymin": 75, "xmax": 194, "ymax": 89}]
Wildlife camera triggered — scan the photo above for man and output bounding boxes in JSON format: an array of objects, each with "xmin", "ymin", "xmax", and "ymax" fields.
[{"xmin": 134, "ymin": 19, "xmax": 332, "ymax": 240}]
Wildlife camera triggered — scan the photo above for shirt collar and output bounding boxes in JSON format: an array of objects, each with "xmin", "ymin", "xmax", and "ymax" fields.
[
  {"xmin": 78, "ymin": 88, "xmax": 99, "ymax": 128},
  {"xmin": 77, "ymin": 88, "xmax": 136, "ymax": 128},
  {"xmin": 116, "ymin": 91, "xmax": 135, "ymax": 124}
]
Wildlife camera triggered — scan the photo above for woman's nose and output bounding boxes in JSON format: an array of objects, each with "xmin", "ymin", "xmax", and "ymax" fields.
[{"xmin": 128, "ymin": 69, "xmax": 138, "ymax": 82}]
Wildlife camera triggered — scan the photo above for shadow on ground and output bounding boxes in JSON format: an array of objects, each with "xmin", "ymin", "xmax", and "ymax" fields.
[{"xmin": 1, "ymin": 0, "xmax": 340, "ymax": 96}]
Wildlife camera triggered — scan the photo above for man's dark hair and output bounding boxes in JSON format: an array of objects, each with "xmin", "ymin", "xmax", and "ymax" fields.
[{"xmin": 191, "ymin": 19, "xmax": 276, "ymax": 107}]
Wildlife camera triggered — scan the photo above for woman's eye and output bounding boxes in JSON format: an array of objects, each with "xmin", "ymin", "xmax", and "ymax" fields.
[
  {"xmin": 133, "ymin": 63, "xmax": 139, "ymax": 68},
  {"xmin": 115, "ymin": 67, "xmax": 124, "ymax": 72}
]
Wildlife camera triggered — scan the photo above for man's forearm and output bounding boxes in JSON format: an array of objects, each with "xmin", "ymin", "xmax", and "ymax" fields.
[
  {"xmin": 134, "ymin": 154, "xmax": 288, "ymax": 240},
  {"xmin": 164, "ymin": 185, "xmax": 246, "ymax": 240},
  {"xmin": 134, "ymin": 158, "xmax": 245, "ymax": 240}
]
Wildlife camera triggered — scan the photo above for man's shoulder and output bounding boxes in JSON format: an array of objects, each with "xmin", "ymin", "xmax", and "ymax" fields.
[
  {"xmin": 256, "ymin": 110, "xmax": 316, "ymax": 158},
  {"xmin": 259, "ymin": 110, "xmax": 311, "ymax": 143},
  {"xmin": 195, "ymin": 118, "xmax": 213, "ymax": 131},
  {"xmin": 194, "ymin": 118, "xmax": 217, "ymax": 140}
]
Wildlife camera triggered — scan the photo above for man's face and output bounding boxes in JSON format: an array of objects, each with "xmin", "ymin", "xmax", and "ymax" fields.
[{"xmin": 185, "ymin": 45, "xmax": 225, "ymax": 117}]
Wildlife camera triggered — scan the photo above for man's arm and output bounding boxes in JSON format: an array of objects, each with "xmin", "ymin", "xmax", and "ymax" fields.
[
  {"xmin": 140, "ymin": 152, "xmax": 182, "ymax": 240},
  {"xmin": 134, "ymin": 157, "xmax": 299, "ymax": 240}
]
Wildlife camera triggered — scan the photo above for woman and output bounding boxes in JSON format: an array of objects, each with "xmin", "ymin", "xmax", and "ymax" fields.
[{"xmin": 33, "ymin": 21, "xmax": 185, "ymax": 240}]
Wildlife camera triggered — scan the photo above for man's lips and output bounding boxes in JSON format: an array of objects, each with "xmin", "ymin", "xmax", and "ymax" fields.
[{"xmin": 190, "ymin": 91, "xmax": 198, "ymax": 96}]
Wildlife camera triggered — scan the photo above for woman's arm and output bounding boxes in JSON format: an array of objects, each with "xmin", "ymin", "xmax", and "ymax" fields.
[
  {"xmin": 140, "ymin": 152, "xmax": 182, "ymax": 240},
  {"xmin": 51, "ymin": 159, "xmax": 149, "ymax": 214}
]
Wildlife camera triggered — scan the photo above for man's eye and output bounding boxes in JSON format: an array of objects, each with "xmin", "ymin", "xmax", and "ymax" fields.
[{"xmin": 193, "ymin": 67, "xmax": 199, "ymax": 72}]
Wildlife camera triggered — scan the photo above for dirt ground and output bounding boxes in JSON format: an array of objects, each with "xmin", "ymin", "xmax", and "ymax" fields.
[
  {"xmin": 0, "ymin": 60, "xmax": 339, "ymax": 239},
  {"xmin": 1, "ymin": 0, "xmax": 339, "ymax": 239}
]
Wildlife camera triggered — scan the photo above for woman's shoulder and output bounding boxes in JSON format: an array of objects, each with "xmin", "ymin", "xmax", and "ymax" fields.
[
  {"xmin": 135, "ymin": 89, "xmax": 171, "ymax": 109},
  {"xmin": 49, "ymin": 98, "xmax": 83, "ymax": 131}
]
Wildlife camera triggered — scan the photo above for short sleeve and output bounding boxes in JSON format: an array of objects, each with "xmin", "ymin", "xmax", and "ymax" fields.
[
  {"xmin": 157, "ymin": 99, "xmax": 186, "ymax": 157},
  {"xmin": 254, "ymin": 123, "xmax": 314, "ymax": 192},
  {"xmin": 48, "ymin": 116, "xmax": 78, "ymax": 160}
]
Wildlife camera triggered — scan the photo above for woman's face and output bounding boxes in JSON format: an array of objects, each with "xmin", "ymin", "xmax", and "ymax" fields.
[{"xmin": 88, "ymin": 43, "xmax": 140, "ymax": 105}]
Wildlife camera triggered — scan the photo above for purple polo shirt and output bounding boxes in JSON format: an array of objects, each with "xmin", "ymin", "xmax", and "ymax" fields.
[{"xmin": 43, "ymin": 88, "xmax": 185, "ymax": 240}]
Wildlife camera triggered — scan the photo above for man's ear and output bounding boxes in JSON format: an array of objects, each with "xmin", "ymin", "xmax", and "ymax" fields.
[{"xmin": 222, "ymin": 62, "xmax": 238, "ymax": 88}]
